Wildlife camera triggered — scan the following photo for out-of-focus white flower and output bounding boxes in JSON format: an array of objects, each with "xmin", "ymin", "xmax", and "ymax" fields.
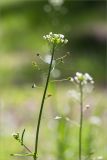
[
  {"xmin": 44, "ymin": 54, "xmax": 55, "ymax": 65},
  {"xmin": 49, "ymin": 0, "xmax": 64, "ymax": 7},
  {"xmin": 54, "ymin": 116, "xmax": 62, "ymax": 120},
  {"xmin": 67, "ymin": 90, "xmax": 80, "ymax": 101},
  {"xmin": 85, "ymin": 104, "xmax": 90, "ymax": 109},
  {"xmin": 59, "ymin": 34, "xmax": 64, "ymax": 38},
  {"xmin": 70, "ymin": 78, "xmax": 74, "ymax": 82},
  {"xmin": 89, "ymin": 116, "xmax": 101, "ymax": 126},
  {"xmin": 43, "ymin": 32, "xmax": 68, "ymax": 45},
  {"xmin": 97, "ymin": 156, "xmax": 103, "ymax": 160},
  {"xmin": 64, "ymin": 39, "xmax": 68, "ymax": 44},
  {"xmin": 70, "ymin": 72, "xmax": 94, "ymax": 86},
  {"xmin": 44, "ymin": 55, "xmax": 52, "ymax": 64},
  {"xmin": 84, "ymin": 73, "xmax": 93, "ymax": 81},
  {"xmin": 51, "ymin": 68, "xmax": 61, "ymax": 78}
]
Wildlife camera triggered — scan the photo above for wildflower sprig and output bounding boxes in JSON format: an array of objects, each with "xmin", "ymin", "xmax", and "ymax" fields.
[
  {"xmin": 33, "ymin": 32, "xmax": 68, "ymax": 160},
  {"xmin": 70, "ymin": 72, "xmax": 94, "ymax": 160},
  {"xmin": 12, "ymin": 32, "xmax": 68, "ymax": 160},
  {"xmin": 70, "ymin": 72, "xmax": 94, "ymax": 85},
  {"xmin": 12, "ymin": 129, "xmax": 33, "ymax": 156},
  {"xmin": 43, "ymin": 32, "xmax": 68, "ymax": 45}
]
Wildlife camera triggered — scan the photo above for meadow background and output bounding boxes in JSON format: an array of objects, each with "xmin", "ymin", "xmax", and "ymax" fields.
[{"xmin": 0, "ymin": 0, "xmax": 106, "ymax": 160}]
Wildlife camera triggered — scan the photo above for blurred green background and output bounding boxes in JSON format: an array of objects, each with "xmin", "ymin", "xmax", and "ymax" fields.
[{"xmin": 0, "ymin": 0, "xmax": 106, "ymax": 160}]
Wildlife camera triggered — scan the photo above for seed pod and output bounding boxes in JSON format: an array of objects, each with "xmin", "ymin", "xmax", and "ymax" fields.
[{"xmin": 32, "ymin": 83, "xmax": 36, "ymax": 88}]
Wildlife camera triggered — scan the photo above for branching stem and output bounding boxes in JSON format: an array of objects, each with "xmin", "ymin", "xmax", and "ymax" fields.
[{"xmin": 23, "ymin": 144, "xmax": 32, "ymax": 153}]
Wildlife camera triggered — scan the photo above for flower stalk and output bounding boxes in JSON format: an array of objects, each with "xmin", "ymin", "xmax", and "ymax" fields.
[
  {"xmin": 34, "ymin": 44, "xmax": 55, "ymax": 160},
  {"xmin": 34, "ymin": 32, "xmax": 68, "ymax": 159},
  {"xmin": 11, "ymin": 32, "xmax": 68, "ymax": 159},
  {"xmin": 79, "ymin": 83, "xmax": 83, "ymax": 160},
  {"xmin": 70, "ymin": 72, "xmax": 94, "ymax": 160}
]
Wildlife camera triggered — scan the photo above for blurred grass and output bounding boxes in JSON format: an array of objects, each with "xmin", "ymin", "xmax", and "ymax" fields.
[{"xmin": 0, "ymin": 85, "xmax": 107, "ymax": 160}]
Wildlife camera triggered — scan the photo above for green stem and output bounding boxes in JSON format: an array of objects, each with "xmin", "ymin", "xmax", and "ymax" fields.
[
  {"xmin": 23, "ymin": 144, "xmax": 32, "ymax": 153},
  {"xmin": 79, "ymin": 83, "xmax": 83, "ymax": 160},
  {"xmin": 34, "ymin": 44, "xmax": 55, "ymax": 160}
]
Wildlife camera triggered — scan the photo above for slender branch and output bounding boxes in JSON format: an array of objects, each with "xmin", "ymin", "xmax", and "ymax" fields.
[
  {"xmin": 79, "ymin": 83, "xmax": 83, "ymax": 160},
  {"xmin": 20, "ymin": 129, "xmax": 32, "ymax": 153},
  {"xmin": 34, "ymin": 44, "xmax": 55, "ymax": 160},
  {"xmin": 23, "ymin": 144, "xmax": 32, "ymax": 153},
  {"xmin": 55, "ymin": 54, "xmax": 67, "ymax": 61},
  {"xmin": 21, "ymin": 129, "xmax": 25, "ymax": 145},
  {"xmin": 50, "ymin": 78, "xmax": 68, "ymax": 83}
]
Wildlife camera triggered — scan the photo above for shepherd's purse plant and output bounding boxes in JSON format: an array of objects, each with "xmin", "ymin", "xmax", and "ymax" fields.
[
  {"xmin": 70, "ymin": 72, "xmax": 94, "ymax": 160},
  {"xmin": 11, "ymin": 32, "xmax": 94, "ymax": 160},
  {"xmin": 11, "ymin": 32, "xmax": 68, "ymax": 160}
]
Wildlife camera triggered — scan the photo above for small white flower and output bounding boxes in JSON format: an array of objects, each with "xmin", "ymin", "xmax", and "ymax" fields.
[
  {"xmin": 43, "ymin": 32, "xmax": 68, "ymax": 45},
  {"xmin": 61, "ymin": 39, "xmax": 64, "ymax": 43},
  {"xmin": 74, "ymin": 76, "xmax": 80, "ymax": 83},
  {"xmin": 54, "ymin": 34, "xmax": 59, "ymax": 38},
  {"xmin": 91, "ymin": 80, "xmax": 94, "ymax": 84},
  {"xmin": 70, "ymin": 72, "xmax": 94, "ymax": 86},
  {"xmin": 70, "ymin": 77, "xmax": 74, "ymax": 82},
  {"xmin": 76, "ymin": 72, "xmax": 82, "ymax": 77},
  {"xmin": 84, "ymin": 73, "xmax": 93, "ymax": 81},
  {"xmin": 44, "ymin": 55, "xmax": 52, "ymax": 64},
  {"xmin": 59, "ymin": 34, "xmax": 64, "ymax": 38},
  {"xmin": 49, "ymin": 32, "xmax": 52, "ymax": 35},
  {"xmin": 76, "ymin": 72, "xmax": 84, "ymax": 80},
  {"xmin": 47, "ymin": 35, "xmax": 51, "ymax": 39},
  {"xmin": 64, "ymin": 39, "xmax": 68, "ymax": 44},
  {"xmin": 43, "ymin": 35, "xmax": 46, "ymax": 39}
]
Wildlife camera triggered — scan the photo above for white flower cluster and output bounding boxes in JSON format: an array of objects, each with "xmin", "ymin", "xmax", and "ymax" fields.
[
  {"xmin": 43, "ymin": 32, "xmax": 68, "ymax": 45},
  {"xmin": 70, "ymin": 72, "xmax": 94, "ymax": 85}
]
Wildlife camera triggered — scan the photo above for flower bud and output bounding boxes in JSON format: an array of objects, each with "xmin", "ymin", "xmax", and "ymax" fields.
[{"xmin": 12, "ymin": 132, "xmax": 19, "ymax": 140}]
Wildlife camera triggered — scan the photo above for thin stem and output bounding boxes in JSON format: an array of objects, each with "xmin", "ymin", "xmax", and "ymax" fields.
[
  {"xmin": 34, "ymin": 44, "xmax": 55, "ymax": 160},
  {"xmin": 79, "ymin": 83, "xmax": 83, "ymax": 160},
  {"xmin": 50, "ymin": 78, "xmax": 68, "ymax": 83},
  {"xmin": 21, "ymin": 129, "xmax": 32, "ymax": 153},
  {"xmin": 23, "ymin": 144, "xmax": 32, "ymax": 153}
]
